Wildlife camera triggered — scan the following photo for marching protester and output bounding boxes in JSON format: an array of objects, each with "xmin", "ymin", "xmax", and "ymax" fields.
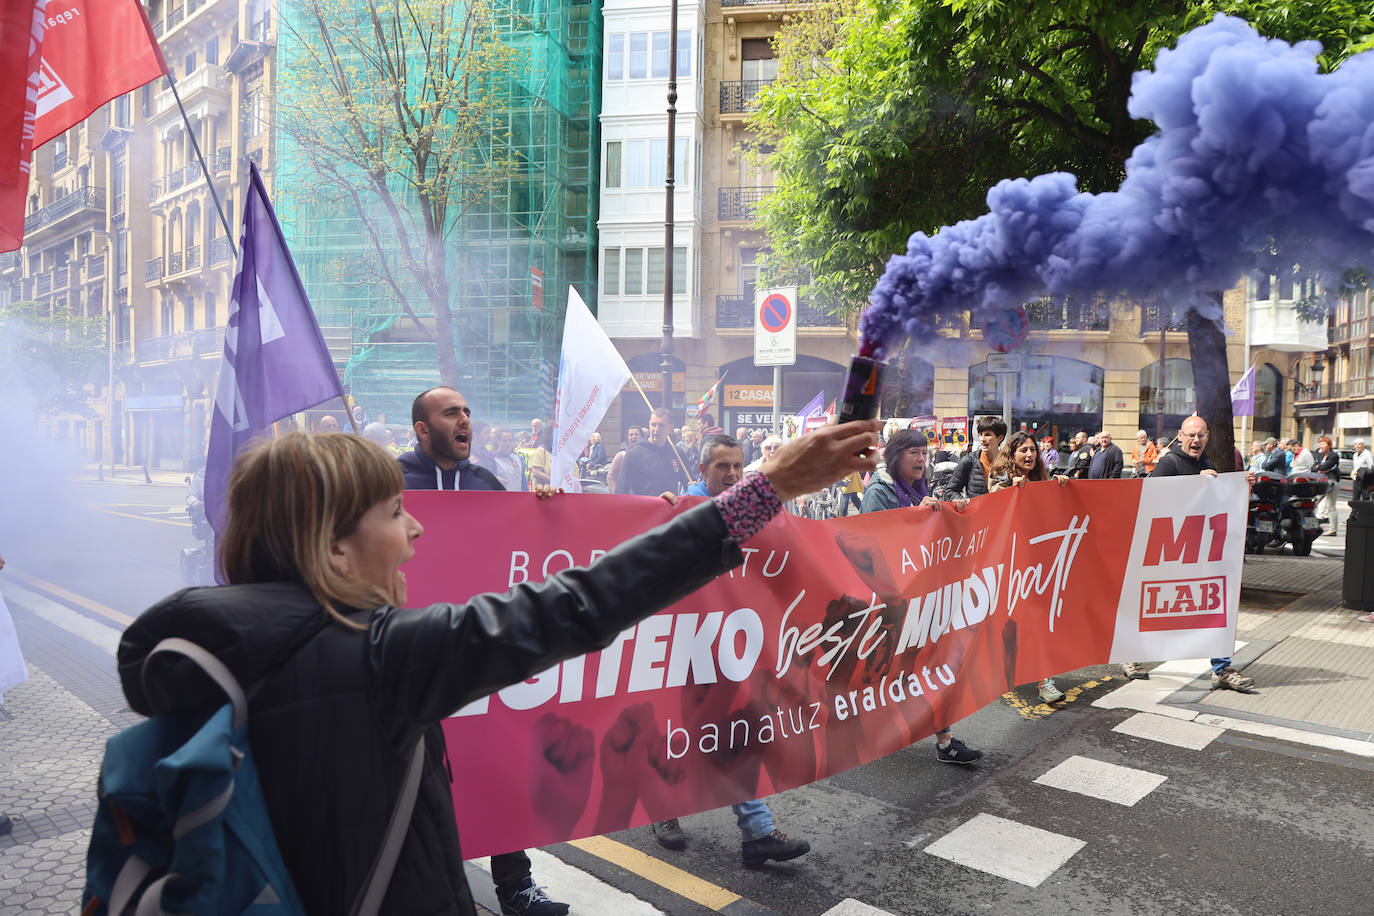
[
  {"xmin": 605, "ymin": 426, "xmax": 642, "ymax": 493},
  {"xmin": 648, "ymin": 434, "xmax": 813, "ymax": 866},
  {"xmin": 399, "ymin": 386, "xmax": 564, "ymax": 915},
  {"xmin": 1313, "ymin": 436, "xmax": 1341, "ymax": 535},
  {"xmin": 1131, "ymin": 429, "xmax": 1158, "ymax": 476},
  {"xmin": 861, "ymin": 429, "xmax": 984, "ymax": 764},
  {"xmin": 1089, "ymin": 429, "xmax": 1123, "ymax": 479},
  {"xmin": 987, "ymin": 431, "xmax": 1072, "ymax": 703},
  {"xmin": 115, "ymin": 406, "xmax": 881, "ymax": 915},
  {"xmin": 1123, "ymin": 415, "xmax": 1255, "ymax": 690},
  {"xmin": 619, "ymin": 408, "xmax": 691, "ymax": 496},
  {"xmin": 937, "ymin": 416, "xmax": 1005, "ymax": 501}
]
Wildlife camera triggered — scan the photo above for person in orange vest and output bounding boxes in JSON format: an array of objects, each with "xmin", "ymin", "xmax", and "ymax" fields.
[{"xmin": 1130, "ymin": 429, "xmax": 1158, "ymax": 477}]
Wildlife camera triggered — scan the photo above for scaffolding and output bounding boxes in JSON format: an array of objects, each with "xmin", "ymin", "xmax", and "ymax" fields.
[{"xmin": 274, "ymin": 0, "xmax": 601, "ymax": 425}]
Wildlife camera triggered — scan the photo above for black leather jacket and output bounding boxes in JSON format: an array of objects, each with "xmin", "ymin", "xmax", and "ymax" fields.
[{"xmin": 118, "ymin": 499, "xmax": 743, "ymax": 915}]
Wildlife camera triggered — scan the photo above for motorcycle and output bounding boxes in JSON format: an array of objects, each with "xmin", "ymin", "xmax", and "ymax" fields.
[
  {"xmin": 180, "ymin": 466, "xmax": 216, "ymax": 586},
  {"xmin": 1277, "ymin": 472, "xmax": 1327, "ymax": 556},
  {"xmin": 1245, "ymin": 471, "xmax": 1284, "ymax": 554}
]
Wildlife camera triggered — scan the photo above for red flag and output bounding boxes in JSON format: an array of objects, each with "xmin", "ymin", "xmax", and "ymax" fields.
[
  {"xmin": 33, "ymin": 0, "xmax": 166, "ymax": 149},
  {"xmin": 1, "ymin": 0, "xmax": 45, "ymax": 252}
]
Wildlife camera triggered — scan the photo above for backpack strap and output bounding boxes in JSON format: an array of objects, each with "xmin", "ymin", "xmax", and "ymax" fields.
[
  {"xmin": 142, "ymin": 638, "xmax": 248, "ymax": 730},
  {"xmin": 348, "ymin": 736, "xmax": 425, "ymax": 916}
]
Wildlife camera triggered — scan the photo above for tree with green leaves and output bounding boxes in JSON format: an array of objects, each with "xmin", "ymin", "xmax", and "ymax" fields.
[
  {"xmin": 275, "ymin": 0, "xmax": 519, "ymax": 387},
  {"xmin": 0, "ymin": 300, "xmax": 106, "ymax": 414},
  {"xmin": 754, "ymin": 0, "xmax": 1373, "ymax": 467}
]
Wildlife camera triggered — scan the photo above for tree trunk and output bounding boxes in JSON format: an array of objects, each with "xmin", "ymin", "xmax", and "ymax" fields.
[
  {"xmin": 430, "ymin": 284, "xmax": 460, "ymax": 387},
  {"xmin": 1186, "ymin": 295, "xmax": 1236, "ymax": 471}
]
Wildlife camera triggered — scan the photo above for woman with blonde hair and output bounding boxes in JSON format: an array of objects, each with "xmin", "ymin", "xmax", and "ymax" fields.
[
  {"xmin": 115, "ymin": 424, "xmax": 879, "ymax": 914},
  {"xmin": 988, "ymin": 430, "xmax": 1070, "ymax": 702}
]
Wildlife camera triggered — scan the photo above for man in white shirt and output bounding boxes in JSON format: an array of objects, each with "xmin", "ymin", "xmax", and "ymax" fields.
[{"xmin": 1289, "ymin": 438, "xmax": 1315, "ymax": 474}]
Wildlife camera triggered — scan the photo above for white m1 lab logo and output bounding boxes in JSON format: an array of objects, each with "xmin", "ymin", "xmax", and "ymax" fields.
[
  {"xmin": 1138, "ymin": 514, "xmax": 1228, "ymax": 632},
  {"xmin": 36, "ymin": 59, "xmax": 73, "ymax": 117}
]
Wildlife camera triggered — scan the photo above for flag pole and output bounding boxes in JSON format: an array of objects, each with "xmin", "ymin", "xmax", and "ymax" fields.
[
  {"xmin": 629, "ymin": 375, "xmax": 693, "ymax": 487},
  {"xmin": 165, "ymin": 74, "xmax": 238, "ymax": 258}
]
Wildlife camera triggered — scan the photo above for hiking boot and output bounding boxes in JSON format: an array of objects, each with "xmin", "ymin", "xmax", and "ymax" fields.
[
  {"xmin": 1211, "ymin": 667, "xmax": 1254, "ymax": 690},
  {"xmin": 498, "ymin": 878, "xmax": 569, "ymax": 916},
  {"xmin": 1121, "ymin": 662, "xmax": 1150, "ymax": 680},
  {"xmin": 652, "ymin": 818, "xmax": 687, "ymax": 851},
  {"xmin": 936, "ymin": 737, "xmax": 983, "ymax": 765},
  {"xmin": 1038, "ymin": 679, "xmax": 1065, "ymax": 704},
  {"xmin": 741, "ymin": 829, "xmax": 810, "ymax": 868}
]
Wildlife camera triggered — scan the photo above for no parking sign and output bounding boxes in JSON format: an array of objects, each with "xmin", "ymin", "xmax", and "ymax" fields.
[{"xmin": 754, "ymin": 287, "xmax": 797, "ymax": 367}]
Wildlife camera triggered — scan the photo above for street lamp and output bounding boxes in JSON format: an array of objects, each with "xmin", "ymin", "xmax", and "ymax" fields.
[{"xmin": 1295, "ymin": 354, "xmax": 1326, "ymax": 398}]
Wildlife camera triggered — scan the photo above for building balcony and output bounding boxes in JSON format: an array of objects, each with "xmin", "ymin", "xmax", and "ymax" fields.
[
  {"xmin": 139, "ymin": 334, "xmax": 173, "ymax": 362},
  {"xmin": 1349, "ymin": 377, "xmax": 1370, "ymax": 397},
  {"xmin": 154, "ymin": 64, "xmax": 230, "ymax": 120},
  {"xmin": 1329, "ymin": 323, "xmax": 1351, "ymax": 345},
  {"xmin": 1140, "ymin": 303, "xmax": 1188, "ymax": 335},
  {"xmin": 1295, "ymin": 380, "xmax": 1340, "ymax": 402},
  {"xmin": 1247, "ymin": 298, "xmax": 1327, "ymax": 351},
  {"xmin": 226, "ymin": 14, "xmax": 273, "ymax": 70},
  {"xmin": 194, "ymin": 327, "xmax": 224, "ymax": 355},
  {"xmin": 145, "ymin": 257, "xmax": 164, "ymax": 283},
  {"xmin": 719, "ymin": 79, "xmax": 773, "ymax": 115},
  {"xmin": 714, "ymin": 294, "xmax": 844, "ymax": 329},
  {"xmin": 24, "ymin": 187, "xmax": 106, "ymax": 235},
  {"xmin": 1028, "ymin": 298, "xmax": 1109, "ymax": 331},
  {"xmin": 168, "ymin": 251, "xmax": 184, "ymax": 275},
  {"xmin": 718, "ymin": 186, "xmax": 772, "ymax": 222},
  {"xmin": 36, "ymin": 271, "xmax": 52, "ymax": 296},
  {"xmin": 185, "ymin": 245, "xmax": 201, "ymax": 271},
  {"xmin": 719, "ymin": 0, "xmax": 810, "ymax": 20},
  {"xmin": 209, "ymin": 236, "xmax": 233, "ymax": 266},
  {"xmin": 0, "ymin": 250, "xmax": 21, "ymax": 274},
  {"xmin": 214, "ymin": 146, "xmax": 232, "ymax": 174},
  {"xmin": 85, "ymin": 254, "xmax": 105, "ymax": 280},
  {"xmin": 53, "ymin": 266, "xmax": 69, "ymax": 290}
]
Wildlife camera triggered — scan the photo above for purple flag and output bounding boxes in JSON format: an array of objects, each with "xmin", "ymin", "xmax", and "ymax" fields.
[
  {"xmin": 796, "ymin": 390, "xmax": 825, "ymax": 419},
  {"xmin": 1230, "ymin": 363, "xmax": 1256, "ymax": 417},
  {"xmin": 204, "ymin": 163, "xmax": 345, "ymax": 549}
]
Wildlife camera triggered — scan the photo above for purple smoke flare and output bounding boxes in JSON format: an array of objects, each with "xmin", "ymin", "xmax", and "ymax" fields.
[{"xmin": 862, "ymin": 15, "xmax": 1374, "ymax": 357}]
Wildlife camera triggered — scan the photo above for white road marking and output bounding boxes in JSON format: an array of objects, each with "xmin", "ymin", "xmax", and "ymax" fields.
[
  {"xmin": 1034, "ymin": 755, "xmax": 1167, "ymax": 807},
  {"xmin": 923, "ymin": 813, "xmax": 1085, "ymax": 888},
  {"xmin": 469, "ymin": 850, "xmax": 664, "ymax": 915},
  {"xmin": 820, "ymin": 899, "xmax": 899, "ymax": 915},
  {"xmin": 0, "ymin": 581, "xmax": 119, "ymax": 655},
  {"xmin": 1113, "ymin": 711, "xmax": 1223, "ymax": 750}
]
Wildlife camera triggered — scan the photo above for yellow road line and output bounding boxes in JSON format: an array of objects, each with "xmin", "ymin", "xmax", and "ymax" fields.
[
  {"xmin": 6, "ymin": 569, "xmax": 136, "ymax": 627},
  {"xmin": 1002, "ymin": 675, "xmax": 1116, "ymax": 720},
  {"xmin": 97, "ymin": 508, "xmax": 190, "ymax": 528},
  {"xmin": 568, "ymin": 835, "xmax": 742, "ymax": 911}
]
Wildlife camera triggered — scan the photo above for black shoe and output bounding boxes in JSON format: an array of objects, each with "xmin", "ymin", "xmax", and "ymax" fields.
[
  {"xmin": 0, "ymin": 814, "xmax": 11, "ymax": 836},
  {"xmin": 741, "ymin": 829, "xmax": 810, "ymax": 868},
  {"xmin": 652, "ymin": 818, "xmax": 687, "ymax": 850},
  {"xmin": 936, "ymin": 737, "xmax": 984, "ymax": 764},
  {"xmin": 497, "ymin": 878, "xmax": 568, "ymax": 916}
]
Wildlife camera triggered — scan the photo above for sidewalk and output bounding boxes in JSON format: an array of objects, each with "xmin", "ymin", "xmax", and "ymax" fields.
[
  {"xmin": 76, "ymin": 463, "xmax": 189, "ymax": 488},
  {"xmin": 1097, "ymin": 550, "xmax": 1374, "ymax": 751}
]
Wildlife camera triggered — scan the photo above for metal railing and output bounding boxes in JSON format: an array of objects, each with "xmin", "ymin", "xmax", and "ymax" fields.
[
  {"xmin": 149, "ymin": 178, "xmax": 162, "ymax": 201},
  {"xmin": 715, "ymin": 294, "xmax": 842, "ymax": 329},
  {"xmin": 1140, "ymin": 303, "xmax": 1188, "ymax": 334},
  {"xmin": 168, "ymin": 251, "xmax": 184, "ymax": 275},
  {"xmin": 194, "ymin": 327, "xmax": 224, "ymax": 355},
  {"xmin": 167, "ymin": 6, "xmax": 184, "ymax": 30},
  {"xmin": 718, "ymin": 186, "xmax": 772, "ymax": 221},
  {"xmin": 209, "ymin": 236, "xmax": 233, "ymax": 266},
  {"xmin": 720, "ymin": 79, "xmax": 773, "ymax": 113},
  {"xmin": 1295, "ymin": 380, "xmax": 1339, "ymax": 402},
  {"xmin": 53, "ymin": 150, "xmax": 68, "ymax": 170},
  {"xmin": 1028, "ymin": 298, "xmax": 1110, "ymax": 331},
  {"xmin": 86, "ymin": 254, "xmax": 105, "ymax": 278},
  {"xmin": 168, "ymin": 168, "xmax": 185, "ymax": 192},
  {"xmin": 214, "ymin": 147, "xmax": 232, "ymax": 173},
  {"xmin": 25, "ymin": 187, "xmax": 105, "ymax": 231},
  {"xmin": 1329, "ymin": 324, "xmax": 1351, "ymax": 344},
  {"xmin": 145, "ymin": 257, "xmax": 164, "ymax": 282},
  {"xmin": 185, "ymin": 246, "xmax": 201, "ymax": 270},
  {"xmin": 53, "ymin": 266, "xmax": 69, "ymax": 290},
  {"xmin": 140, "ymin": 335, "xmax": 173, "ymax": 361}
]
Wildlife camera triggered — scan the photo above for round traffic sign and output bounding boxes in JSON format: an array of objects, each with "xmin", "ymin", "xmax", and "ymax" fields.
[
  {"xmin": 759, "ymin": 293, "xmax": 792, "ymax": 333},
  {"xmin": 982, "ymin": 305, "xmax": 1029, "ymax": 353}
]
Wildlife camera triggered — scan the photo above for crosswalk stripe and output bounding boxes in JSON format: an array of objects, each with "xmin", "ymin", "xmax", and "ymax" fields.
[
  {"xmin": 923, "ymin": 813, "xmax": 1085, "ymax": 888},
  {"xmin": 1, "ymin": 580, "xmax": 121, "ymax": 655},
  {"xmin": 1033, "ymin": 754, "xmax": 1167, "ymax": 807},
  {"xmin": 1113, "ymin": 711, "xmax": 1223, "ymax": 750},
  {"xmin": 819, "ymin": 899, "xmax": 898, "ymax": 915}
]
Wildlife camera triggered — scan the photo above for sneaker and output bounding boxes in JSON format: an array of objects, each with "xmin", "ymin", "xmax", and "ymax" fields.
[
  {"xmin": 1038, "ymin": 679, "xmax": 1065, "ymax": 704},
  {"xmin": 498, "ymin": 879, "xmax": 569, "ymax": 916},
  {"xmin": 1358, "ymin": 613, "xmax": 1374, "ymax": 623},
  {"xmin": 1211, "ymin": 667, "xmax": 1254, "ymax": 690},
  {"xmin": 741, "ymin": 829, "xmax": 811, "ymax": 868},
  {"xmin": 1121, "ymin": 662, "xmax": 1150, "ymax": 680},
  {"xmin": 935, "ymin": 737, "xmax": 984, "ymax": 765},
  {"xmin": 651, "ymin": 818, "xmax": 686, "ymax": 851}
]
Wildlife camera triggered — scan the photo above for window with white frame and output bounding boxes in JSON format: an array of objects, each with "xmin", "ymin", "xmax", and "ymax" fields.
[
  {"xmin": 607, "ymin": 30, "xmax": 691, "ymax": 81},
  {"xmin": 608, "ymin": 137, "xmax": 689, "ymax": 188},
  {"xmin": 603, "ymin": 248, "xmax": 620, "ymax": 295}
]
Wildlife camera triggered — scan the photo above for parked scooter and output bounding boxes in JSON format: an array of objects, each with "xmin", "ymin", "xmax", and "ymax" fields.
[
  {"xmin": 1277, "ymin": 472, "xmax": 1327, "ymax": 556},
  {"xmin": 1245, "ymin": 471, "xmax": 1284, "ymax": 554}
]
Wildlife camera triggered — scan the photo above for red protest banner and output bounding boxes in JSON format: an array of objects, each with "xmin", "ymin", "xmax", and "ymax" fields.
[
  {"xmin": 32, "ymin": 0, "xmax": 165, "ymax": 149},
  {"xmin": 1, "ymin": 0, "xmax": 45, "ymax": 252},
  {"xmin": 404, "ymin": 474, "xmax": 1247, "ymax": 857}
]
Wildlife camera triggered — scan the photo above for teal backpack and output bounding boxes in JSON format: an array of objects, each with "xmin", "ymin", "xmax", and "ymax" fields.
[{"xmin": 82, "ymin": 638, "xmax": 422, "ymax": 916}]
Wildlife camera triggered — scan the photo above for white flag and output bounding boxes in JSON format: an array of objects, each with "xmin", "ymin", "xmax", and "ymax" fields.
[{"xmin": 551, "ymin": 288, "xmax": 632, "ymax": 492}]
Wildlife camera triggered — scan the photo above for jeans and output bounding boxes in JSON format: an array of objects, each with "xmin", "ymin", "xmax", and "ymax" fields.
[
  {"xmin": 732, "ymin": 799, "xmax": 775, "ymax": 842},
  {"xmin": 1210, "ymin": 657, "xmax": 1232, "ymax": 674}
]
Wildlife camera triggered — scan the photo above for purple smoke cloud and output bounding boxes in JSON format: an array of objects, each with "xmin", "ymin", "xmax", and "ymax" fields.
[{"xmin": 862, "ymin": 15, "xmax": 1374, "ymax": 356}]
